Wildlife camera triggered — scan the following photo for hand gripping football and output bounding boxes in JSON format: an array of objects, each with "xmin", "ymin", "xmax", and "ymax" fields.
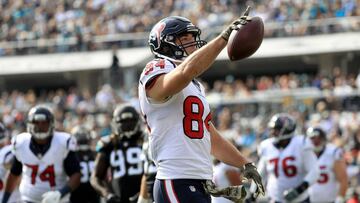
[{"xmin": 227, "ymin": 16, "xmax": 264, "ymax": 61}]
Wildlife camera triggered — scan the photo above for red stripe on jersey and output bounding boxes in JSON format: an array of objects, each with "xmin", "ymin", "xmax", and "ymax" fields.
[{"xmin": 145, "ymin": 73, "xmax": 165, "ymax": 90}]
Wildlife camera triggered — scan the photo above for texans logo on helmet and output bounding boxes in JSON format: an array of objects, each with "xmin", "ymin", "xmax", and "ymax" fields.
[{"xmin": 152, "ymin": 22, "xmax": 166, "ymax": 49}]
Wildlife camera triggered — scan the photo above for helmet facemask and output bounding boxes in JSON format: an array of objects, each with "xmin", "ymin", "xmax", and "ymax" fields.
[
  {"xmin": 72, "ymin": 126, "xmax": 93, "ymax": 151},
  {"xmin": 28, "ymin": 120, "xmax": 53, "ymax": 140},
  {"xmin": 307, "ymin": 127, "xmax": 326, "ymax": 153},
  {"xmin": 112, "ymin": 118, "xmax": 140, "ymax": 139},
  {"xmin": 27, "ymin": 106, "xmax": 54, "ymax": 140},
  {"xmin": 162, "ymin": 31, "xmax": 207, "ymax": 61},
  {"xmin": 112, "ymin": 107, "xmax": 141, "ymax": 140},
  {"xmin": 311, "ymin": 136, "xmax": 326, "ymax": 153}
]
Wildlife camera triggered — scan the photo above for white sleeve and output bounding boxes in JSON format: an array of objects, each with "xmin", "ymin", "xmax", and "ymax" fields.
[
  {"xmin": 139, "ymin": 59, "xmax": 175, "ymax": 88},
  {"xmin": 10, "ymin": 134, "xmax": 20, "ymax": 161},
  {"xmin": 66, "ymin": 136, "xmax": 77, "ymax": 151},
  {"xmin": 257, "ymin": 156, "xmax": 267, "ymax": 183},
  {"xmin": 302, "ymin": 147, "xmax": 320, "ymax": 185},
  {"xmin": 3, "ymin": 146, "xmax": 14, "ymax": 166},
  {"xmin": 256, "ymin": 142, "xmax": 267, "ymax": 178}
]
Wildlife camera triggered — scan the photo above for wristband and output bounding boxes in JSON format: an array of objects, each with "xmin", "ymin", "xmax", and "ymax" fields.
[
  {"xmin": 59, "ymin": 185, "xmax": 71, "ymax": 197},
  {"xmin": 296, "ymin": 181, "xmax": 309, "ymax": 194}
]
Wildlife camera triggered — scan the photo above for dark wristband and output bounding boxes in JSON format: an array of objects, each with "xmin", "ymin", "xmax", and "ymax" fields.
[
  {"xmin": 296, "ymin": 181, "xmax": 309, "ymax": 194},
  {"xmin": 59, "ymin": 185, "xmax": 71, "ymax": 198}
]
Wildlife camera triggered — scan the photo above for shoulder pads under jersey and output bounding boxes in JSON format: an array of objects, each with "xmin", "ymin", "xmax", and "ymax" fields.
[{"xmin": 96, "ymin": 135, "xmax": 112, "ymax": 152}]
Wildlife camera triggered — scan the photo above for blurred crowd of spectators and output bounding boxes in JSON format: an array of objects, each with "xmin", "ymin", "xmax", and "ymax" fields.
[
  {"xmin": 1, "ymin": 0, "xmax": 360, "ymax": 55},
  {"xmin": 0, "ymin": 67, "xmax": 359, "ymax": 196},
  {"xmin": 205, "ymin": 67, "xmax": 360, "ymax": 105},
  {"xmin": 1, "ymin": 68, "xmax": 359, "ymax": 134}
]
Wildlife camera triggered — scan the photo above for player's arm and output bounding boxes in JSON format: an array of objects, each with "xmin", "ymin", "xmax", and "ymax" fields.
[
  {"xmin": 137, "ymin": 175, "xmax": 152, "ymax": 203},
  {"xmin": 90, "ymin": 152, "xmax": 112, "ymax": 198},
  {"xmin": 2, "ymin": 157, "xmax": 22, "ymax": 203},
  {"xmin": 147, "ymin": 13, "xmax": 251, "ymax": 101},
  {"xmin": 147, "ymin": 36, "xmax": 227, "ymax": 101},
  {"xmin": 334, "ymin": 153, "xmax": 348, "ymax": 201},
  {"xmin": 209, "ymin": 123, "xmax": 265, "ymax": 195},
  {"xmin": 209, "ymin": 123, "xmax": 249, "ymax": 166},
  {"xmin": 62, "ymin": 151, "xmax": 81, "ymax": 196},
  {"xmin": 302, "ymin": 147, "xmax": 320, "ymax": 185}
]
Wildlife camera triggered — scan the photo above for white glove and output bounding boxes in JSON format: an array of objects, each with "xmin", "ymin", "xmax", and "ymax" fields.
[{"xmin": 41, "ymin": 191, "xmax": 61, "ymax": 203}]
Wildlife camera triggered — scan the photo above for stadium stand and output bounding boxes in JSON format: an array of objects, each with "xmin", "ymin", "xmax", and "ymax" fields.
[
  {"xmin": 0, "ymin": 0, "xmax": 360, "ymax": 55},
  {"xmin": 0, "ymin": 0, "xmax": 359, "ymax": 202}
]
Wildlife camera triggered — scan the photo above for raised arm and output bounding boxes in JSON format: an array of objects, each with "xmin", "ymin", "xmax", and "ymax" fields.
[
  {"xmin": 147, "ymin": 11, "xmax": 251, "ymax": 101},
  {"xmin": 147, "ymin": 35, "xmax": 227, "ymax": 101},
  {"xmin": 334, "ymin": 154, "xmax": 348, "ymax": 202}
]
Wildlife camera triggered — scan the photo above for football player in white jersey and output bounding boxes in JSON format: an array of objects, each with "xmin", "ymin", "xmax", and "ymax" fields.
[
  {"xmin": 138, "ymin": 7, "xmax": 264, "ymax": 203},
  {"xmin": 253, "ymin": 113, "xmax": 320, "ymax": 203},
  {"xmin": 307, "ymin": 127, "xmax": 348, "ymax": 203},
  {"xmin": 2, "ymin": 105, "xmax": 81, "ymax": 203},
  {"xmin": 0, "ymin": 122, "xmax": 21, "ymax": 203}
]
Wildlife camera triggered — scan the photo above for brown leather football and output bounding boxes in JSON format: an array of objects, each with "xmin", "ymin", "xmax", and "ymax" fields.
[{"xmin": 227, "ymin": 16, "xmax": 264, "ymax": 61}]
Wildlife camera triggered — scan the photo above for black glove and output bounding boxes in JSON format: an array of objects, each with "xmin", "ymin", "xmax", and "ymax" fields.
[
  {"xmin": 242, "ymin": 163, "xmax": 265, "ymax": 197},
  {"xmin": 221, "ymin": 6, "xmax": 252, "ymax": 41},
  {"xmin": 106, "ymin": 194, "xmax": 121, "ymax": 203},
  {"xmin": 283, "ymin": 181, "xmax": 309, "ymax": 202}
]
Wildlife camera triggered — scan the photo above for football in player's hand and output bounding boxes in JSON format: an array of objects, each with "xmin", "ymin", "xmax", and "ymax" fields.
[{"xmin": 227, "ymin": 16, "xmax": 264, "ymax": 61}]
